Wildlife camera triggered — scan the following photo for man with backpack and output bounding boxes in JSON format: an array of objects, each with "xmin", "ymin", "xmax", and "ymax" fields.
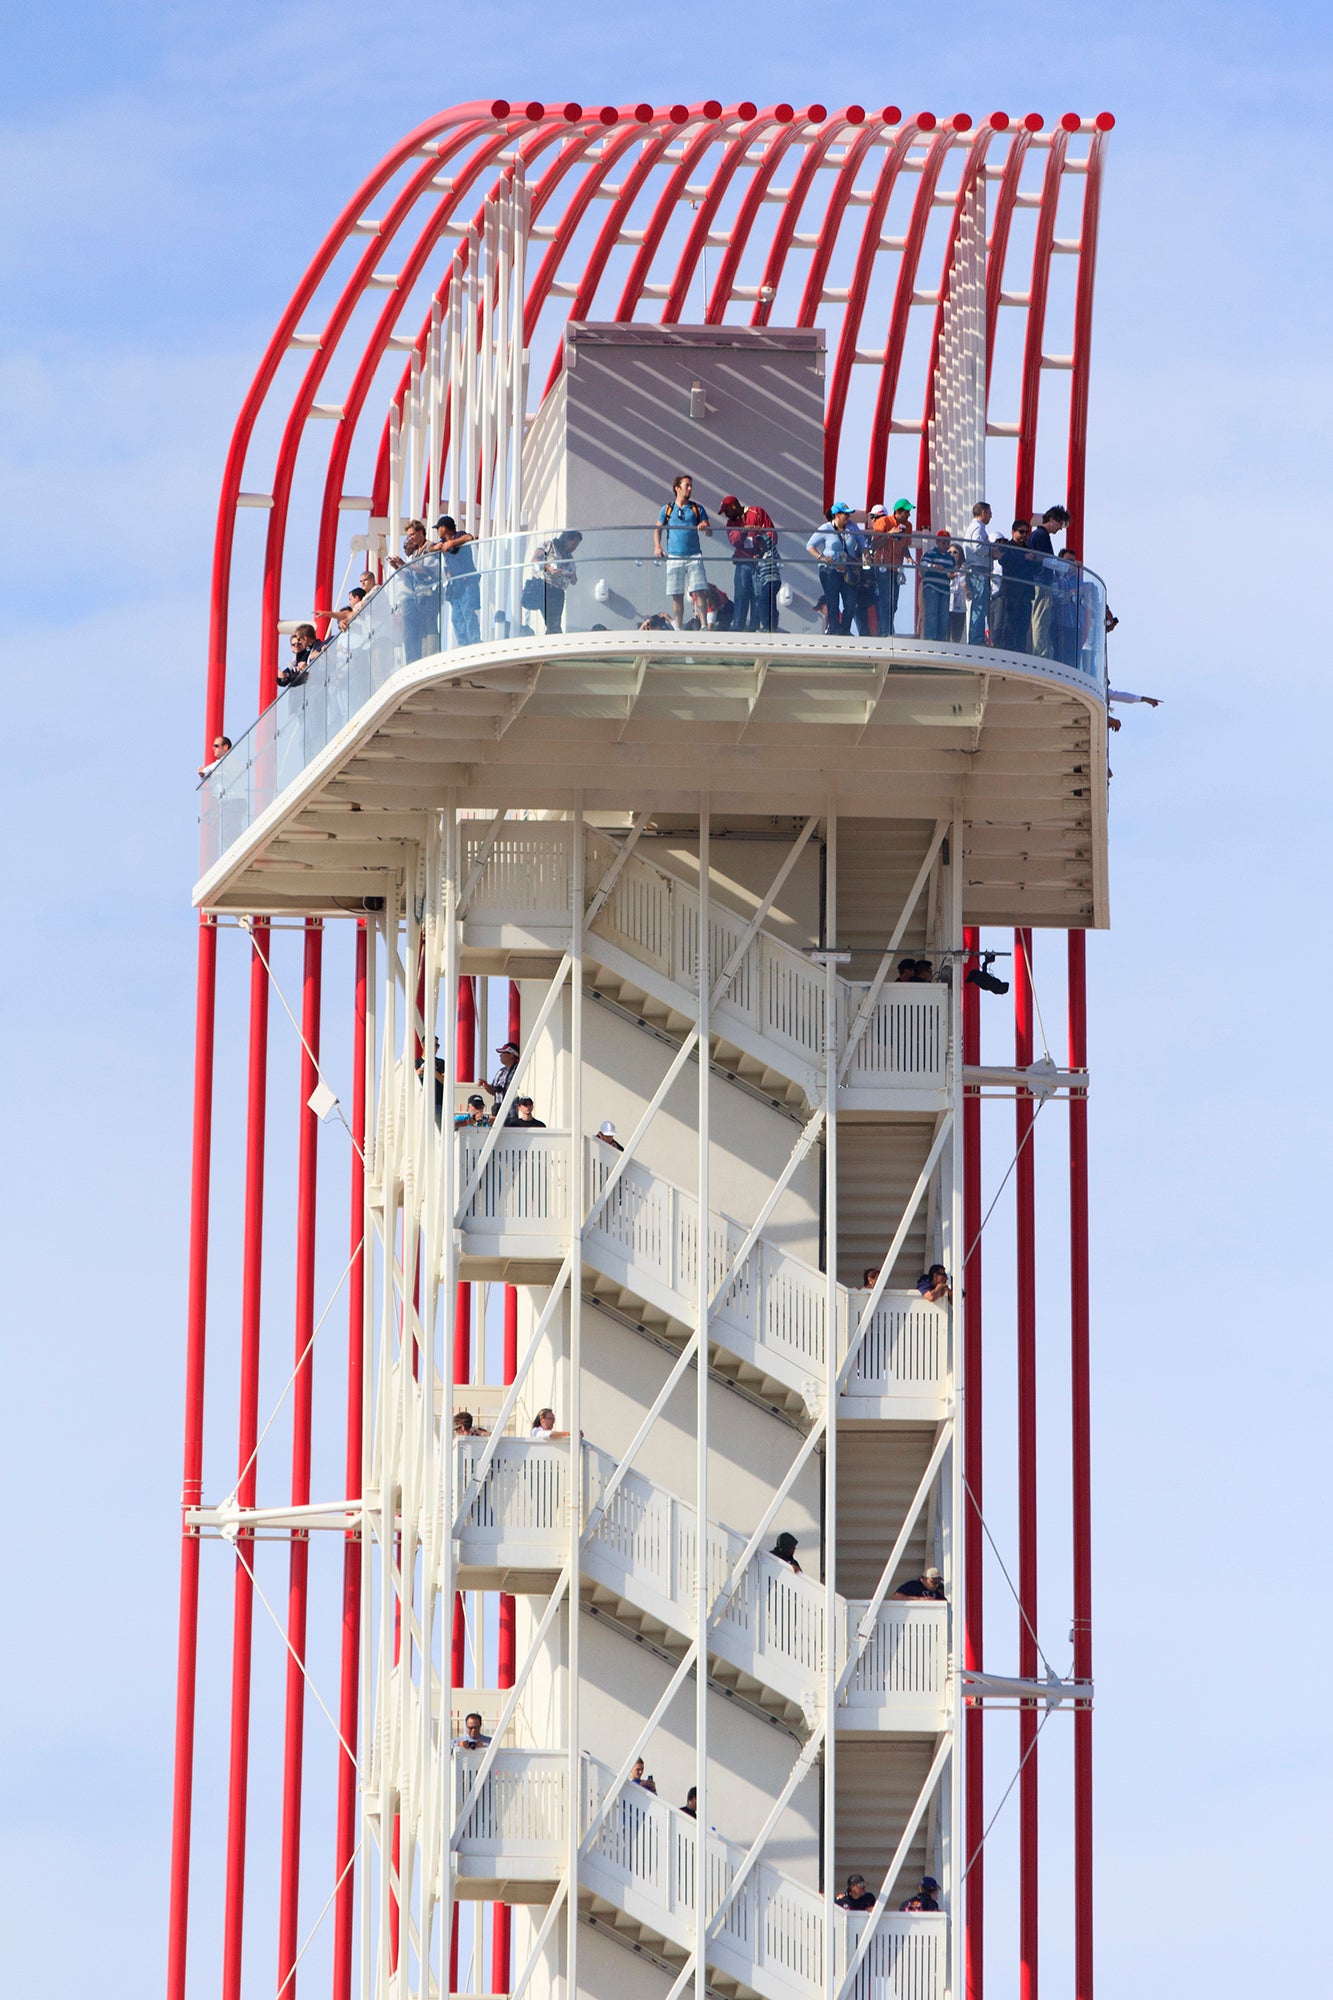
[{"xmin": 654, "ymin": 473, "xmax": 713, "ymax": 629}]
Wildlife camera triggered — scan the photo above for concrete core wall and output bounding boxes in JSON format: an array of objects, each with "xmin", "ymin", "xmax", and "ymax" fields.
[{"xmin": 523, "ymin": 322, "xmax": 828, "ymax": 539}]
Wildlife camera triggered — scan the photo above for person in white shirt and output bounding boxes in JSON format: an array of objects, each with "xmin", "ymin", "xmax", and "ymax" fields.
[
  {"xmin": 452, "ymin": 1712, "xmax": 491, "ymax": 1750},
  {"xmin": 963, "ymin": 502, "xmax": 993, "ymax": 646},
  {"xmin": 1107, "ymin": 688, "xmax": 1162, "ymax": 733},
  {"xmin": 198, "ymin": 735, "xmax": 232, "ymax": 780}
]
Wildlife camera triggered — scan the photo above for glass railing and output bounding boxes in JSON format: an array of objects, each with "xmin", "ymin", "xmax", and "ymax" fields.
[{"xmin": 199, "ymin": 526, "xmax": 1108, "ymax": 873}]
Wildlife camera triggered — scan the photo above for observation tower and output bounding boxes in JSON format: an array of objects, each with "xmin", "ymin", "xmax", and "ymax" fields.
[{"xmin": 171, "ymin": 98, "xmax": 1113, "ymax": 2000}]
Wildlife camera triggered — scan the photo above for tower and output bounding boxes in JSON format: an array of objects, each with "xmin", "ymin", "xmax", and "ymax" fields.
[{"xmin": 171, "ymin": 99, "xmax": 1113, "ymax": 2000}]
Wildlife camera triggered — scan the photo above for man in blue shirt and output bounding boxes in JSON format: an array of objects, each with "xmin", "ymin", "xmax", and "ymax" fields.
[
  {"xmin": 654, "ymin": 472, "xmax": 713, "ymax": 628},
  {"xmin": 806, "ymin": 503, "xmax": 867, "ymax": 635}
]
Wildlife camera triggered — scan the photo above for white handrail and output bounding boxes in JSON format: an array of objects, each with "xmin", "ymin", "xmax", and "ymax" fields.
[
  {"xmin": 459, "ymin": 821, "xmax": 950, "ymax": 1093},
  {"xmin": 452, "ymin": 1745, "xmax": 946, "ymax": 2000}
]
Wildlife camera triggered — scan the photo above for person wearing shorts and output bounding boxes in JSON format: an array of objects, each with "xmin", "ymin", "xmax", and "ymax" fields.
[{"xmin": 654, "ymin": 473, "xmax": 712, "ymax": 628}]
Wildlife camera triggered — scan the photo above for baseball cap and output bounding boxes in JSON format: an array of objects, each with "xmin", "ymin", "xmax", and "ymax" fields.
[
  {"xmin": 497, "ymin": 1040, "xmax": 518, "ymax": 1055},
  {"xmin": 829, "ymin": 500, "xmax": 855, "ymax": 516},
  {"xmin": 598, "ymin": 1120, "xmax": 617, "ymax": 1137},
  {"xmin": 921, "ymin": 1877, "xmax": 941, "ymax": 1893},
  {"xmin": 466, "ymin": 1093, "xmax": 486, "ymax": 1109},
  {"xmin": 718, "ymin": 493, "xmax": 741, "ymax": 512},
  {"xmin": 893, "ymin": 497, "xmax": 914, "ymax": 512},
  {"xmin": 869, "ymin": 503, "xmax": 889, "ymax": 518},
  {"xmin": 924, "ymin": 1566, "xmax": 943, "ymax": 1581}
]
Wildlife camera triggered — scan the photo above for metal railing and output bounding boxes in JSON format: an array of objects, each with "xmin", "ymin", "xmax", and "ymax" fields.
[
  {"xmin": 198, "ymin": 524, "xmax": 1108, "ymax": 869},
  {"xmin": 460, "ymin": 819, "xmax": 951, "ymax": 1099},
  {"xmin": 454, "ymin": 1129, "xmax": 950, "ymax": 1414},
  {"xmin": 450, "ymin": 1745, "xmax": 947, "ymax": 2000},
  {"xmin": 452, "ymin": 1436, "xmax": 948, "ymax": 1723}
]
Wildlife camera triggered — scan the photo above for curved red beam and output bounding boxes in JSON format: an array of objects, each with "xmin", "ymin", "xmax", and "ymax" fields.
[
  {"xmin": 860, "ymin": 129, "xmax": 953, "ymax": 508},
  {"xmin": 1014, "ymin": 128, "xmax": 1071, "ymax": 518}
]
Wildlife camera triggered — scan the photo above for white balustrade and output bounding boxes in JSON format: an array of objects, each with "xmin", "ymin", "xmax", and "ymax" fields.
[
  {"xmin": 452, "ymin": 1747, "xmax": 944, "ymax": 2000},
  {"xmin": 458, "ymin": 822, "xmax": 948, "ymax": 1095},
  {"xmin": 457, "ymin": 1128, "xmax": 569, "ymax": 1234},
  {"xmin": 841, "ymin": 1291, "xmax": 950, "ymax": 1402},
  {"xmin": 453, "ymin": 1747, "xmax": 567, "ymax": 1862},
  {"xmin": 455, "ymin": 1435, "xmax": 570, "ymax": 1554},
  {"xmin": 581, "ymin": 1441, "xmax": 825, "ymax": 1712},
  {"xmin": 838, "ymin": 1602, "xmax": 950, "ymax": 1718},
  {"xmin": 839, "ymin": 982, "xmax": 948, "ymax": 1086}
]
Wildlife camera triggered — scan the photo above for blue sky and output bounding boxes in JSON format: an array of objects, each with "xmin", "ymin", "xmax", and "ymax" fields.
[{"xmin": 2, "ymin": 5, "xmax": 1330, "ymax": 1996}]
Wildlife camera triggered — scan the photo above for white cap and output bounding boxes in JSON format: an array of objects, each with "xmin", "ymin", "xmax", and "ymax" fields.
[
  {"xmin": 599, "ymin": 1120, "xmax": 617, "ymax": 1138},
  {"xmin": 869, "ymin": 501, "xmax": 888, "ymax": 516}
]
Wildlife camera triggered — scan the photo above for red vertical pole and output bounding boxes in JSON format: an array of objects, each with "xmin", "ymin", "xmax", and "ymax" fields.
[
  {"xmin": 332, "ymin": 926, "xmax": 368, "ymax": 2000},
  {"xmin": 221, "ymin": 920, "xmax": 272, "ymax": 2000},
  {"xmin": 1014, "ymin": 931, "xmax": 1039, "ymax": 2000},
  {"xmin": 277, "ymin": 921, "xmax": 323, "ymax": 1997},
  {"xmin": 1068, "ymin": 931, "xmax": 1093, "ymax": 2000},
  {"xmin": 166, "ymin": 915, "xmax": 218, "ymax": 2000},
  {"xmin": 961, "ymin": 925, "xmax": 984, "ymax": 2000},
  {"xmin": 491, "ymin": 977, "xmax": 521, "ymax": 1993}
]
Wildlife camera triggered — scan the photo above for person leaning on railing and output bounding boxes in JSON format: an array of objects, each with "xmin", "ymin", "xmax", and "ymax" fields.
[
  {"xmin": 718, "ymin": 493, "xmax": 779, "ymax": 634},
  {"xmin": 277, "ymin": 623, "xmax": 320, "ymax": 689},
  {"xmin": 198, "ymin": 734, "xmax": 232, "ymax": 780},
  {"xmin": 386, "ymin": 519, "xmax": 440, "ymax": 662},
  {"xmin": 834, "ymin": 1874, "xmax": 877, "ymax": 1912},
  {"xmin": 1026, "ymin": 504, "xmax": 1070, "ymax": 656},
  {"xmin": 806, "ymin": 502, "xmax": 868, "ymax": 636},
  {"xmin": 451, "ymin": 1710, "xmax": 491, "ymax": 1750},
  {"xmin": 900, "ymin": 1875, "xmax": 942, "ymax": 1913},
  {"xmin": 434, "ymin": 514, "xmax": 482, "ymax": 647},
  {"xmin": 918, "ymin": 529, "xmax": 960, "ymax": 642}
]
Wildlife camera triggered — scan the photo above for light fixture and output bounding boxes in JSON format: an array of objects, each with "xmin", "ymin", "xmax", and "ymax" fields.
[
  {"xmin": 689, "ymin": 378, "xmax": 707, "ymax": 421},
  {"xmin": 966, "ymin": 951, "xmax": 1010, "ymax": 996},
  {"xmin": 594, "ymin": 578, "xmax": 610, "ymax": 603}
]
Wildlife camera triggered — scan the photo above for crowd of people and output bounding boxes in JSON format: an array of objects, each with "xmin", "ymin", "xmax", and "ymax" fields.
[{"xmin": 199, "ymin": 478, "xmax": 1128, "ymax": 775}]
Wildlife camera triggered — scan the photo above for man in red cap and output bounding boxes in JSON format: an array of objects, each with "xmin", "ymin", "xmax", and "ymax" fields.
[{"xmin": 718, "ymin": 494, "xmax": 778, "ymax": 633}]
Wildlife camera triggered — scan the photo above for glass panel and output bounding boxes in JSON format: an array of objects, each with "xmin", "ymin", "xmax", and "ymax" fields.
[{"xmin": 199, "ymin": 526, "xmax": 1110, "ymax": 871}]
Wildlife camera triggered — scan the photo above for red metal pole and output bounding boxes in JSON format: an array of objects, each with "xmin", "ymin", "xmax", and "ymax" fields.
[
  {"xmin": 277, "ymin": 921, "xmax": 323, "ymax": 1997},
  {"xmin": 1068, "ymin": 931, "xmax": 1094, "ymax": 2000},
  {"xmin": 166, "ymin": 915, "xmax": 218, "ymax": 2000},
  {"xmin": 453, "ymin": 974, "xmax": 475, "ymax": 1685},
  {"xmin": 332, "ymin": 925, "xmax": 368, "ymax": 2000},
  {"xmin": 1014, "ymin": 930, "xmax": 1039, "ymax": 2000},
  {"xmin": 961, "ymin": 925, "xmax": 984, "ymax": 2000},
  {"xmin": 221, "ymin": 920, "xmax": 272, "ymax": 2000},
  {"xmin": 492, "ymin": 977, "xmax": 521, "ymax": 1992}
]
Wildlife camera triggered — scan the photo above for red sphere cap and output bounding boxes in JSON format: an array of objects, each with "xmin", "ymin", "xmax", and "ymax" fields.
[
  {"xmin": 844, "ymin": 103, "xmax": 866, "ymax": 124},
  {"xmin": 525, "ymin": 101, "xmax": 545, "ymax": 120},
  {"xmin": 634, "ymin": 103, "xmax": 654, "ymax": 123},
  {"xmin": 1023, "ymin": 111, "xmax": 1044, "ymax": 131},
  {"xmin": 774, "ymin": 102, "xmax": 795, "ymax": 122},
  {"xmin": 915, "ymin": 111, "xmax": 937, "ymax": 130},
  {"xmin": 988, "ymin": 111, "xmax": 1010, "ymax": 130},
  {"xmin": 952, "ymin": 112, "xmax": 972, "ymax": 131},
  {"xmin": 1060, "ymin": 112, "xmax": 1082, "ymax": 132},
  {"xmin": 563, "ymin": 102, "xmax": 583, "ymax": 120},
  {"xmin": 882, "ymin": 104, "xmax": 902, "ymax": 123},
  {"xmin": 1095, "ymin": 110, "xmax": 1116, "ymax": 130},
  {"xmin": 490, "ymin": 100, "xmax": 511, "ymax": 120},
  {"xmin": 806, "ymin": 103, "xmax": 828, "ymax": 122},
  {"xmin": 702, "ymin": 98, "xmax": 723, "ymax": 119},
  {"xmin": 599, "ymin": 105, "xmax": 618, "ymax": 125},
  {"xmin": 669, "ymin": 102, "xmax": 690, "ymax": 123},
  {"xmin": 737, "ymin": 100, "xmax": 758, "ymax": 118}
]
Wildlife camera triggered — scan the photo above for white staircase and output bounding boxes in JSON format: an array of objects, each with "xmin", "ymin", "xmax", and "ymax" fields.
[
  {"xmin": 453, "ymin": 1746, "xmax": 946, "ymax": 2000},
  {"xmin": 453, "ymin": 1436, "xmax": 949, "ymax": 1731},
  {"xmin": 460, "ymin": 822, "xmax": 949, "ymax": 1111},
  {"xmin": 457, "ymin": 1131, "xmax": 950, "ymax": 1423}
]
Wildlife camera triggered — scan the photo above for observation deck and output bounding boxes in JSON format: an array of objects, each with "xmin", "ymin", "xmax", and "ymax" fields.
[{"xmin": 196, "ymin": 527, "xmax": 1109, "ymax": 931}]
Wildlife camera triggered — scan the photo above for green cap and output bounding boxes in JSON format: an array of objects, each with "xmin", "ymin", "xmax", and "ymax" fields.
[{"xmin": 893, "ymin": 497, "xmax": 914, "ymax": 513}]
